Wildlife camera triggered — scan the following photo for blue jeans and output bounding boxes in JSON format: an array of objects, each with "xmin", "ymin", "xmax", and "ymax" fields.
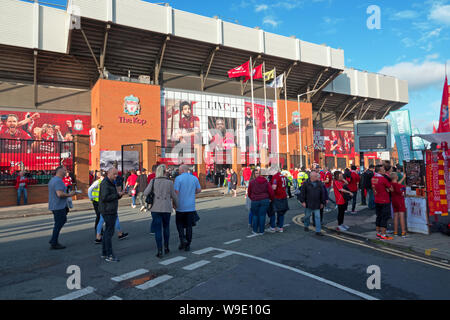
[
  {"xmin": 49, "ymin": 208, "xmax": 67, "ymax": 245},
  {"xmin": 270, "ymin": 212, "xmax": 285, "ymax": 229},
  {"xmin": 304, "ymin": 208, "xmax": 321, "ymax": 233},
  {"xmin": 251, "ymin": 199, "xmax": 270, "ymax": 233},
  {"xmin": 293, "ymin": 179, "xmax": 298, "ymax": 190},
  {"xmin": 97, "ymin": 215, "xmax": 121, "ymax": 235},
  {"xmin": 368, "ymin": 189, "xmax": 375, "ymax": 209},
  {"xmin": 17, "ymin": 186, "xmax": 28, "ymax": 205},
  {"xmin": 102, "ymin": 214, "xmax": 117, "ymax": 257},
  {"xmin": 132, "ymin": 195, "xmax": 136, "ymax": 206},
  {"xmin": 227, "ymin": 182, "xmax": 231, "ymax": 194},
  {"xmin": 151, "ymin": 212, "xmax": 171, "ymax": 250}
]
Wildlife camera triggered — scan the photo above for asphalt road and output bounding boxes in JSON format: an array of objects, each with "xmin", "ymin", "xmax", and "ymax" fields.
[{"xmin": 0, "ymin": 195, "xmax": 449, "ymax": 300}]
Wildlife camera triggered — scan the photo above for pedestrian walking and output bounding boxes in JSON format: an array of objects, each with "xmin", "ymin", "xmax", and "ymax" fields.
[
  {"xmin": 299, "ymin": 172, "xmax": 327, "ymax": 236},
  {"xmin": 248, "ymin": 168, "xmax": 274, "ymax": 235},
  {"xmin": 323, "ymin": 167, "xmax": 334, "ymax": 210},
  {"xmin": 297, "ymin": 167, "xmax": 309, "ymax": 189},
  {"xmin": 15, "ymin": 170, "xmax": 28, "ymax": 206},
  {"xmin": 144, "ymin": 164, "xmax": 178, "ymax": 258},
  {"xmin": 125, "ymin": 169, "xmax": 138, "ymax": 208},
  {"xmin": 390, "ymin": 172, "xmax": 407, "ymax": 238},
  {"xmin": 98, "ymin": 168, "xmax": 127, "ymax": 262},
  {"xmin": 48, "ymin": 166, "xmax": 76, "ymax": 250},
  {"xmin": 174, "ymin": 164, "xmax": 201, "ymax": 251},
  {"xmin": 267, "ymin": 167, "xmax": 289, "ymax": 233},
  {"xmin": 88, "ymin": 171, "xmax": 104, "ymax": 240},
  {"xmin": 333, "ymin": 171, "xmax": 354, "ymax": 232},
  {"xmin": 230, "ymin": 168, "xmax": 238, "ymax": 197},
  {"xmin": 226, "ymin": 168, "xmax": 232, "ymax": 194},
  {"xmin": 62, "ymin": 171, "xmax": 73, "ymax": 192},
  {"xmin": 372, "ymin": 165, "xmax": 394, "ymax": 241},
  {"xmin": 346, "ymin": 165, "xmax": 360, "ymax": 214},
  {"xmin": 243, "ymin": 166, "xmax": 252, "ymax": 195},
  {"xmin": 135, "ymin": 168, "xmax": 149, "ymax": 212}
]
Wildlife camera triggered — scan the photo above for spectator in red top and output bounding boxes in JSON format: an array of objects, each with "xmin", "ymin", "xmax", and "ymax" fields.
[
  {"xmin": 15, "ymin": 170, "xmax": 29, "ymax": 206},
  {"xmin": 125, "ymin": 170, "xmax": 138, "ymax": 208},
  {"xmin": 333, "ymin": 171, "xmax": 353, "ymax": 232},
  {"xmin": 243, "ymin": 166, "xmax": 252, "ymax": 190},
  {"xmin": 372, "ymin": 165, "xmax": 394, "ymax": 240},
  {"xmin": 62, "ymin": 172, "xmax": 73, "ymax": 192},
  {"xmin": 147, "ymin": 165, "xmax": 157, "ymax": 184},
  {"xmin": 248, "ymin": 168, "xmax": 274, "ymax": 235},
  {"xmin": 268, "ymin": 167, "xmax": 289, "ymax": 233},
  {"xmin": 346, "ymin": 165, "xmax": 360, "ymax": 214},
  {"xmin": 390, "ymin": 172, "xmax": 407, "ymax": 238},
  {"xmin": 0, "ymin": 115, "xmax": 32, "ymax": 152}
]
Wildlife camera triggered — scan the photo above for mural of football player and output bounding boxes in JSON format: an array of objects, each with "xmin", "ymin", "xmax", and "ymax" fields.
[
  {"xmin": 262, "ymin": 107, "xmax": 277, "ymax": 153},
  {"xmin": 0, "ymin": 114, "xmax": 32, "ymax": 152},
  {"xmin": 343, "ymin": 131, "xmax": 352, "ymax": 154},
  {"xmin": 329, "ymin": 130, "xmax": 341, "ymax": 156},
  {"xmin": 176, "ymin": 101, "xmax": 200, "ymax": 148}
]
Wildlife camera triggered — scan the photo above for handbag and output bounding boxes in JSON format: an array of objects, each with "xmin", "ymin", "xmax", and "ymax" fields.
[
  {"xmin": 145, "ymin": 180, "xmax": 155, "ymax": 208},
  {"xmin": 192, "ymin": 211, "xmax": 200, "ymax": 227}
]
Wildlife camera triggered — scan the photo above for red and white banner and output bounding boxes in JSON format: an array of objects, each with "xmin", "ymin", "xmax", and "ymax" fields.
[
  {"xmin": 244, "ymin": 64, "xmax": 263, "ymax": 83},
  {"xmin": 227, "ymin": 61, "xmax": 250, "ymax": 78},
  {"xmin": 0, "ymin": 153, "xmax": 65, "ymax": 171},
  {"xmin": 426, "ymin": 150, "xmax": 448, "ymax": 216}
]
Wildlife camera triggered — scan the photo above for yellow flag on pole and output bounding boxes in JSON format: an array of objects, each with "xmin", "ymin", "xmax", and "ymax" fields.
[{"xmin": 264, "ymin": 69, "xmax": 275, "ymax": 82}]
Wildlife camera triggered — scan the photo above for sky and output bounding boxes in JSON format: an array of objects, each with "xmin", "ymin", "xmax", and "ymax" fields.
[{"xmin": 24, "ymin": 0, "xmax": 450, "ymax": 134}]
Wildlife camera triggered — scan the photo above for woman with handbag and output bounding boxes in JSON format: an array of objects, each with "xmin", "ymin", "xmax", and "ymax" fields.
[
  {"xmin": 144, "ymin": 164, "xmax": 178, "ymax": 258},
  {"xmin": 333, "ymin": 171, "xmax": 354, "ymax": 232}
]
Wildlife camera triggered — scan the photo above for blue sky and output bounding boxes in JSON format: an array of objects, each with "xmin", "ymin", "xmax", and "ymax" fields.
[{"xmin": 26, "ymin": 0, "xmax": 450, "ymax": 133}]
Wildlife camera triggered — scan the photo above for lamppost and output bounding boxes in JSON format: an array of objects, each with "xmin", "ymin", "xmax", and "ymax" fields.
[{"xmin": 297, "ymin": 89, "xmax": 320, "ymax": 168}]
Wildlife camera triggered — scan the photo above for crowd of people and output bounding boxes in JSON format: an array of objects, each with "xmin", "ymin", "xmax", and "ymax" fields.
[{"xmin": 44, "ymin": 158, "xmax": 407, "ymax": 263}]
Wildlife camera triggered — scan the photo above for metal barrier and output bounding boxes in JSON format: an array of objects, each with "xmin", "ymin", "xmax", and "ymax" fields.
[{"xmin": 0, "ymin": 139, "xmax": 74, "ymax": 186}]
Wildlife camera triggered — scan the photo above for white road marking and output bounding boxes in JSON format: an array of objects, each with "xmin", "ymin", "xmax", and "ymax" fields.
[
  {"xmin": 182, "ymin": 260, "xmax": 211, "ymax": 270},
  {"xmin": 52, "ymin": 286, "xmax": 96, "ymax": 300},
  {"xmin": 224, "ymin": 239, "xmax": 241, "ymax": 245},
  {"xmin": 111, "ymin": 269, "xmax": 149, "ymax": 282},
  {"xmin": 192, "ymin": 247, "xmax": 216, "ymax": 255},
  {"xmin": 246, "ymin": 234, "xmax": 260, "ymax": 238},
  {"xmin": 214, "ymin": 252, "xmax": 234, "ymax": 259},
  {"xmin": 209, "ymin": 248, "xmax": 378, "ymax": 301},
  {"xmin": 107, "ymin": 296, "xmax": 123, "ymax": 300},
  {"xmin": 135, "ymin": 275, "xmax": 173, "ymax": 290},
  {"xmin": 159, "ymin": 256, "xmax": 187, "ymax": 266}
]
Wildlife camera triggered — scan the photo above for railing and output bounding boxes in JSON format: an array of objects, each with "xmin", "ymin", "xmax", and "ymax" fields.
[{"xmin": 0, "ymin": 139, "xmax": 74, "ymax": 186}]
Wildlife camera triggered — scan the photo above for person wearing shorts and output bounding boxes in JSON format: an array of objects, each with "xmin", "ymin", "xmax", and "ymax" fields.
[{"xmin": 372, "ymin": 165, "xmax": 394, "ymax": 240}]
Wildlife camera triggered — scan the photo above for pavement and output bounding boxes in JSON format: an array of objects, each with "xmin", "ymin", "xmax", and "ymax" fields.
[
  {"xmin": 318, "ymin": 203, "xmax": 450, "ymax": 263},
  {"xmin": 0, "ymin": 187, "xmax": 246, "ymax": 220}
]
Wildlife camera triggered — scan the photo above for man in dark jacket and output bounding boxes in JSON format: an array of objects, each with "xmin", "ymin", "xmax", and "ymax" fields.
[
  {"xmin": 99, "ymin": 168, "xmax": 126, "ymax": 262},
  {"xmin": 363, "ymin": 165, "xmax": 375, "ymax": 209},
  {"xmin": 298, "ymin": 171, "xmax": 326, "ymax": 236}
]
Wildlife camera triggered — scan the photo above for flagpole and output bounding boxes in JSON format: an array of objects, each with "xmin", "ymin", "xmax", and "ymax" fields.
[
  {"xmin": 250, "ymin": 56, "xmax": 257, "ymax": 166},
  {"xmin": 263, "ymin": 62, "xmax": 268, "ymax": 156},
  {"xmin": 274, "ymin": 67, "xmax": 278, "ymax": 168},
  {"xmin": 284, "ymin": 71, "xmax": 289, "ymax": 170}
]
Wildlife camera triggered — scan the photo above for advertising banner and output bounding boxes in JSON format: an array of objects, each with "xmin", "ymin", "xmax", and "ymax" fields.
[
  {"xmin": 405, "ymin": 197, "xmax": 429, "ymax": 234},
  {"xmin": 426, "ymin": 150, "xmax": 448, "ymax": 216},
  {"xmin": 313, "ymin": 129, "xmax": 355, "ymax": 156},
  {"xmin": 390, "ymin": 110, "xmax": 412, "ymax": 163},
  {"xmin": 161, "ymin": 89, "xmax": 278, "ymax": 166}
]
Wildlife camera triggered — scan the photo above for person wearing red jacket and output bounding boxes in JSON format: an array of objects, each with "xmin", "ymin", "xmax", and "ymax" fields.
[
  {"xmin": 372, "ymin": 165, "xmax": 394, "ymax": 240},
  {"xmin": 248, "ymin": 168, "xmax": 274, "ymax": 235},
  {"xmin": 346, "ymin": 165, "xmax": 360, "ymax": 214},
  {"xmin": 16, "ymin": 170, "xmax": 28, "ymax": 206}
]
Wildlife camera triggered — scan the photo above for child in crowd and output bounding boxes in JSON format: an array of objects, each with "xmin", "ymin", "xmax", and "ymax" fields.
[{"xmin": 390, "ymin": 172, "xmax": 407, "ymax": 238}]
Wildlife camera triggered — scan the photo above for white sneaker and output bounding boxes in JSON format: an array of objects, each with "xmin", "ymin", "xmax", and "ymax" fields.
[
  {"xmin": 266, "ymin": 227, "xmax": 276, "ymax": 233},
  {"xmin": 276, "ymin": 228, "xmax": 284, "ymax": 233},
  {"xmin": 132, "ymin": 205, "xmax": 136, "ymax": 209},
  {"xmin": 140, "ymin": 206, "xmax": 145, "ymax": 212},
  {"xmin": 342, "ymin": 225, "xmax": 350, "ymax": 230},
  {"xmin": 337, "ymin": 225, "xmax": 347, "ymax": 232}
]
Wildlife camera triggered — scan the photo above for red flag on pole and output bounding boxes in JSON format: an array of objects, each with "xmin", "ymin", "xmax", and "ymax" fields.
[
  {"xmin": 433, "ymin": 124, "xmax": 437, "ymax": 134},
  {"xmin": 438, "ymin": 76, "xmax": 449, "ymax": 133},
  {"xmin": 244, "ymin": 64, "xmax": 263, "ymax": 83},
  {"xmin": 228, "ymin": 61, "xmax": 250, "ymax": 78}
]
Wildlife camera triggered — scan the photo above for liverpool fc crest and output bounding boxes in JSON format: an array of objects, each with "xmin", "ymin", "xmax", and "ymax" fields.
[{"xmin": 123, "ymin": 95, "xmax": 141, "ymax": 116}]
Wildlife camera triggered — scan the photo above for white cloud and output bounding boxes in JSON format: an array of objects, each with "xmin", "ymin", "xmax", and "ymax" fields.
[
  {"xmin": 255, "ymin": 4, "xmax": 268, "ymax": 12},
  {"xmin": 426, "ymin": 53, "xmax": 440, "ymax": 60},
  {"xmin": 378, "ymin": 60, "xmax": 446, "ymax": 91},
  {"xmin": 391, "ymin": 10, "xmax": 419, "ymax": 20},
  {"xmin": 429, "ymin": 4, "xmax": 450, "ymax": 25},
  {"xmin": 263, "ymin": 16, "xmax": 280, "ymax": 28}
]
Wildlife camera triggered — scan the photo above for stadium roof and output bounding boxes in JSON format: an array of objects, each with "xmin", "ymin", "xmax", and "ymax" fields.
[{"xmin": 0, "ymin": 0, "xmax": 408, "ymax": 123}]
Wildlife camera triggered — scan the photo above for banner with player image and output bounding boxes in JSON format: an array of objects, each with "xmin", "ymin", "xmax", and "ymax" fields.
[{"xmin": 161, "ymin": 89, "xmax": 278, "ymax": 165}]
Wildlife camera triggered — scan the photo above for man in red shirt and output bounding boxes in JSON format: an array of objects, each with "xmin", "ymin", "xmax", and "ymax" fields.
[
  {"xmin": 372, "ymin": 165, "xmax": 393, "ymax": 240},
  {"xmin": 147, "ymin": 165, "xmax": 157, "ymax": 184},
  {"xmin": 346, "ymin": 165, "xmax": 360, "ymax": 214},
  {"xmin": 323, "ymin": 167, "xmax": 335, "ymax": 209},
  {"xmin": 268, "ymin": 167, "xmax": 289, "ymax": 233},
  {"xmin": 178, "ymin": 101, "xmax": 200, "ymax": 149},
  {"xmin": 243, "ymin": 166, "xmax": 252, "ymax": 189},
  {"xmin": 62, "ymin": 172, "xmax": 73, "ymax": 192},
  {"xmin": 0, "ymin": 114, "xmax": 32, "ymax": 152}
]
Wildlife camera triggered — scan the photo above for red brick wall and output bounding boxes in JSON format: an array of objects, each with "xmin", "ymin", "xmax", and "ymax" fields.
[{"xmin": 0, "ymin": 185, "xmax": 49, "ymax": 207}]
